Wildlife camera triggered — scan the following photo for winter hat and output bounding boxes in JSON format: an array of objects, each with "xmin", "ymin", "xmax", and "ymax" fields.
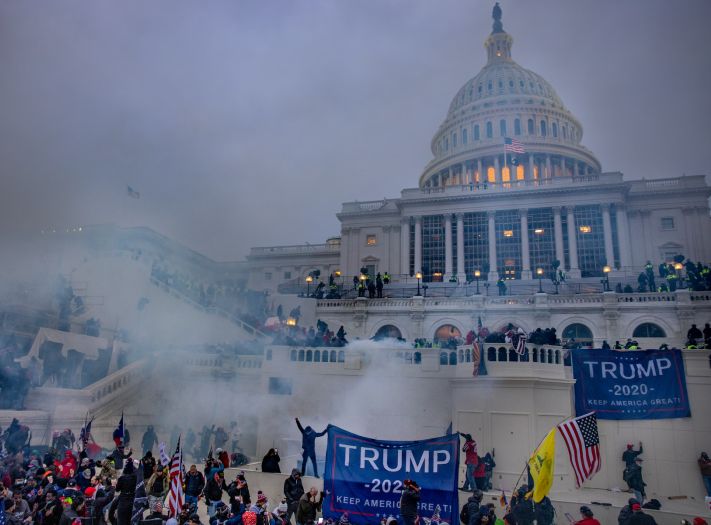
[
  {"xmin": 257, "ymin": 492, "xmax": 267, "ymax": 505},
  {"xmin": 631, "ymin": 503, "xmax": 641, "ymax": 511},
  {"xmin": 627, "ymin": 498, "xmax": 639, "ymax": 506},
  {"xmin": 81, "ymin": 458, "xmax": 90, "ymax": 466},
  {"xmin": 242, "ymin": 511, "xmax": 257, "ymax": 525},
  {"xmin": 84, "ymin": 487, "xmax": 96, "ymax": 498},
  {"xmin": 82, "ymin": 469, "xmax": 92, "ymax": 480}
]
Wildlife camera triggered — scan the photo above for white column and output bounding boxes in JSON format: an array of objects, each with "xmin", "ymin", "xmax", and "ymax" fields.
[
  {"xmin": 616, "ymin": 205, "xmax": 632, "ymax": 271},
  {"xmin": 528, "ymin": 155, "xmax": 535, "ymax": 181},
  {"xmin": 553, "ymin": 206, "xmax": 564, "ymax": 265},
  {"xmin": 494, "ymin": 156, "xmax": 501, "ymax": 185},
  {"xmin": 444, "ymin": 214, "xmax": 453, "ymax": 280},
  {"xmin": 400, "ymin": 217, "xmax": 410, "ymax": 276},
  {"xmin": 456, "ymin": 213, "xmax": 466, "ymax": 281},
  {"xmin": 487, "ymin": 211, "xmax": 498, "ymax": 281},
  {"xmin": 520, "ymin": 209, "xmax": 531, "ymax": 279},
  {"xmin": 566, "ymin": 206, "xmax": 581, "ymax": 277},
  {"xmin": 477, "ymin": 159, "xmax": 483, "ymax": 184},
  {"xmin": 414, "ymin": 216, "xmax": 422, "ymax": 275},
  {"xmin": 601, "ymin": 204, "xmax": 615, "ymax": 269}
]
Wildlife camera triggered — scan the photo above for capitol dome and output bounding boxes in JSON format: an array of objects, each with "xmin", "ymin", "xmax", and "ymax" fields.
[{"xmin": 420, "ymin": 3, "xmax": 601, "ymax": 189}]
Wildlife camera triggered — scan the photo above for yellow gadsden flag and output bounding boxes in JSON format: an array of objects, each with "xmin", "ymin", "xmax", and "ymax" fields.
[{"xmin": 527, "ymin": 428, "xmax": 556, "ymax": 502}]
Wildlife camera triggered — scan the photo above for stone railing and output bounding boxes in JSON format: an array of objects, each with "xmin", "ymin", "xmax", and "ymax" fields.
[
  {"xmin": 87, "ymin": 359, "xmax": 149, "ymax": 405},
  {"xmin": 249, "ymin": 243, "xmax": 340, "ymax": 256},
  {"xmin": 617, "ymin": 293, "xmax": 677, "ymax": 303}
]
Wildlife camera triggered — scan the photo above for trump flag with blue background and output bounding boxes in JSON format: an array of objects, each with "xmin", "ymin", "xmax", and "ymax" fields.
[
  {"xmin": 571, "ymin": 349, "xmax": 690, "ymax": 420},
  {"xmin": 323, "ymin": 426, "xmax": 460, "ymax": 525}
]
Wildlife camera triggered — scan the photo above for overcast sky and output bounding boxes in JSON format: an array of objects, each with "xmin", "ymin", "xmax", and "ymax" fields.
[{"xmin": 1, "ymin": 0, "xmax": 710, "ymax": 261}]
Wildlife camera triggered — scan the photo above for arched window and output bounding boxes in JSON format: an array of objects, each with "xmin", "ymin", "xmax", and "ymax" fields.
[
  {"xmin": 562, "ymin": 323, "xmax": 593, "ymax": 342},
  {"xmin": 462, "ymin": 128, "xmax": 468, "ymax": 144},
  {"xmin": 488, "ymin": 347, "xmax": 497, "ymax": 361},
  {"xmin": 444, "ymin": 137, "xmax": 449, "ymax": 151},
  {"xmin": 633, "ymin": 323, "xmax": 667, "ymax": 338},
  {"xmin": 337, "ymin": 350, "xmax": 345, "ymax": 363},
  {"xmin": 540, "ymin": 120, "xmax": 547, "ymax": 136},
  {"xmin": 330, "ymin": 350, "xmax": 337, "ymax": 362},
  {"xmin": 474, "ymin": 124, "xmax": 480, "ymax": 141},
  {"xmin": 298, "ymin": 349, "xmax": 305, "ymax": 361},
  {"xmin": 322, "ymin": 350, "xmax": 329, "ymax": 362},
  {"xmin": 440, "ymin": 352, "xmax": 448, "ymax": 365},
  {"xmin": 314, "ymin": 350, "xmax": 321, "ymax": 362},
  {"xmin": 449, "ymin": 352, "xmax": 457, "ymax": 365},
  {"xmin": 487, "ymin": 80, "xmax": 493, "ymax": 92},
  {"xmin": 562, "ymin": 125, "xmax": 567, "ymax": 139},
  {"xmin": 499, "ymin": 119, "xmax": 507, "ymax": 137},
  {"xmin": 552, "ymin": 123, "xmax": 558, "ymax": 137},
  {"xmin": 290, "ymin": 349, "xmax": 297, "ymax": 361},
  {"xmin": 508, "ymin": 348, "xmax": 519, "ymax": 361},
  {"xmin": 434, "ymin": 324, "xmax": 462, "ymax": 343},
  {"xmin": 306, "ymin": 350, "xmax": 313, "ymax": 362},
  {"xmin": 498, "ymin": 347, "xmax": 507, "ymax": 361},
  {"xmin": 452, "ymin": 132, "xmax": 457, "ymax": 148},
  {"xmin": 486, "ymin": 122, "xmax": 493, "ymax": 138},
  {"xmin": 374, "ymin": 325, "xmax": 403, "ymax": 340},
  {"xmin": 465, "ymin": 348, "xmax": 471, "ymax": 362},
  {"xmin": 514, "ymin": 118, "xmax": 521, "ymax": 136},
  {"xmin": 527, "ymin": 119, "xmax": 534, "ymax": 135}
]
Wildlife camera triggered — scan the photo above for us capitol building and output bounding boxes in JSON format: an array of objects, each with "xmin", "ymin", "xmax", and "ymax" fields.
[{"xmin": 246, "ymin": 4, "xmax": 711, "ymax": 348}]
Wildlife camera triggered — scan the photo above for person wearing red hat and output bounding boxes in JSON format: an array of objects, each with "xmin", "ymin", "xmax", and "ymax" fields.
[
  {"xmin": 627, "ymin": 503, "xmax": 657, "ymax": 524},
  {"xmin": 574, "ymin": 505, "xmax": 600, "ymax": 525}
]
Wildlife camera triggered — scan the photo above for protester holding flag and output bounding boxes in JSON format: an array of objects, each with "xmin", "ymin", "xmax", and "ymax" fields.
[
  {"xmin": 527, "ymin": 429, "xmax": 555, "ymax": 503},
  {"xmin": 167, "ymin": 438, "xmax": 184, "ymax": 518}
]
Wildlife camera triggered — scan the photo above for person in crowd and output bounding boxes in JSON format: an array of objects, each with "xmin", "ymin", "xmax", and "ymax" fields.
[
  {"xmin": 698, "ymin": 452, "xmax": 711, "ymax": 497},
  {"xmin": 141, "ymin": 451, "xmax": 157, "ymax": 480},
  {"xmin": 295, "ymin": 418, "xmax": 327, "ymax": 478},
  {"xmin": 146, "ymin": 465, "xmax": 168, "ymax": 513},
  {"xmin": 284, "ymin": 469, "xmax": 304, "ymax": 524},
  {"xmin": 5, "ymin": 497, "xmax": 24, "ymax": 525},
  {"xmin": 376, "ymin": 274, "xmax": 384, "ymax": 298},
  {"xmin": 296, "ymin": 487, "xmax": 322, "ymax": 525},
  {"xmin": 534, "ymin": 496, "xmax": 555, "ymax": 525},
  {"xmin": 687, "ymin": 325, "xmax": 703, "ymax": 343},
  {"xmin": 618, "ymin": 497, "xmax": 639, "ymax": 525},
  {"xmin": 142, "ymin": 426, "xmax": 159, "ymax": 455},
  {"xmin": 509, "ymin": 486, "xmax": 534, "ymax": 525},
  {"xmin": 628, "ymin": 503, "xmax": 657, "ymax": 525},
  {"xmin": 460, "ymin": 433, "xmax": 478, "ymax": 491},
  {"xmin": 623, "ymin": 442, "xmax": 644, "ymax": 467},
  {"xmin": 184, "ymin": 464, "xmax": 205, "ymax": 508},
  {"xmin": 575, "ymin": 505, "xmax": 601, "ymax": 525},
  {"xmin": 482, "ymin": 452, "xmax": 496, "ymax": 490},
  {"xmin": 261, "ymin": 448, "xmax": 280, "ymax": 473},
  {"xmin": 473, "ymin": 456, "xmax": 486, "ymax": 490},
  {"xmin": 462, "ymin": 490, "xmax": 482, "ymax": 525},
  {"xmin": 115, "ymin": 460, "xmax": 137, "ymax": 525},
  {"xmin": 625, "ymin": 458, "xmax": 647, "ymax": 504},
  {"xmin": 204, "ymin": 465, "xmax": 228, "ymax": 518},
  {"xmin": 399, "ymin": 480, "xmax": 420, "ymax": 525}
]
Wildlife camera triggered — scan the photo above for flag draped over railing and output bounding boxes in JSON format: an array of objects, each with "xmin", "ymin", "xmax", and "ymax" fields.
[{"xmin": 168, "ymin": 437, "xmax": 184, "ymax": 517}]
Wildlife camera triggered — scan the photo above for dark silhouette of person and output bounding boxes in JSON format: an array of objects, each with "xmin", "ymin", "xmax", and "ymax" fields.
[{"xmin": 295, "ymin": 418, "xmax": 327, "ymax": 477}]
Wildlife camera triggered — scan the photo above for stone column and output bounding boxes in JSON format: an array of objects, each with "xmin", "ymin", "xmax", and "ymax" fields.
[
  {"xmin": 456, "ymin": 213, "xmax": 466, "ymax": 281},
  {"xmin": 546, "ymin": 155, "xmax": 552, "ymax": 179},
  {"xmin": 494, "ymin": 156, "xmax": 501, "ymax": 185},
  {"xmin": 414, "ymin": 216, "xmax": 422, "ymax": 275},
  {"xmin": 477, "ymin": 159, "xmax": 483, "ymax": 184},
  {"xmin": 528, "ymin": 155, "xmax": 535, "ymax": 181},
  {"xmin": 560, "ymin": 157, "xmax": 567, "ymax": 177},
  {"xmin": 444, "ymin": 214, "xmax": 453, "ymax": 280},
  {"xmin": 553, "ymin": 207, "xmax": 565, "ymax": 265},
  {"xmin": 401, "ymin": 217, "xmax": 410, "ymax": 276},
  {"xmin": 520, "ymin": 209, "xmax": 531, "ymax": 279},
  {"xmin": 615, "ymin": 205, "xmax": 632, "ymax": 271},
  {"xmin": 566, "ymin": 206, "xmax": 581, "ymax": 278},
  {"xmin": 601, "ymin": 204, "xmax": 615, "ymax": 269},
  {"xmin": 519, "ymin": 209, "xmax": 531, "ymax": 279},
  {"xmin": 487, "ymin": 211, "xmax": 499, "ymax": 280}
]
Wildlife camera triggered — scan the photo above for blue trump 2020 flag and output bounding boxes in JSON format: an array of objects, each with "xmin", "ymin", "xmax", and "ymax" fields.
[
  {"xmin": 323, "ymin": 426, "xmax": 459, "ymax": 525},
  {"xmin": 571, "ymin": 349, "xmax": 690, "ymax": 420}
]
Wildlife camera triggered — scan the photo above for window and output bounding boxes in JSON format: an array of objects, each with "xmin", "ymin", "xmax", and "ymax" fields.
[
  {"xmin": 574, "ymin": 205, "xmax": 606, "ymax": 277},
  {"xmin": 486, "ymin": 122, "xmax": 493, "ymax": 138},
  {"xmin": 528, "ymin": 208, "xmax": 555, "ymax": 274},
  {"xmin": 661, "ymin": 217, "xmax": 675, "ymax": 230},
  {"xmin": 264, "ymin": 272, "xmax": 272, "ymax": 281},
  {"xmin": 422, "ymin": 215, "xmax": 445, "ymax": 282},
  {"xmin": 514, "ymin": 118, "xmax": 521, "ymax": 136},
  {"xmin": 452, "ymin": 132, "xmax": 457, "ymax": 148},
  {"xmin": 284, "ymin": 271, "xmax": 292, "ymax": 280},
  {"xmin": 633, "ymin": 323, "xmax": 667, "ymax": 338},
  {"xmin": 562, "ymin": 125, "xmax": 567, "ymax": 139},
  {"xmin": 540, "ymin": 120, "xmax": 547, "ymax": 136},
  {"xmin": 496, "ymin": 210, "xmax": 522, "ymax": 279},
  {"xmin": 499, "ymin": 119, "xmax": 507, "ymax": 137},
  {"xmin": 463, "ymin": 212, "xmax": 488, "ymax": 278},
  {"xmin": 562, "ymin": 323, "xmax": 593, "ymax": 342},
  {"xmin": 552, "ymin": 122, "xmax": 558, "ymax": 138},
  {"xmin": 462, "ymin": 128, "xmax": 468, "ymax": 144},
  {"xmin": 444, "ymin": 137, "xmax": 449, "ymax": 151},
  {"xmin": 474, "ymin": 124, "xmax": 480, "ymax": 141},
  {"xmin": 527, "ymin": 118, "xmax": 534, "ymax": 135},
  {"xmin": 366, "ymin": 234, "xmax": 377, "ymax": 246}
]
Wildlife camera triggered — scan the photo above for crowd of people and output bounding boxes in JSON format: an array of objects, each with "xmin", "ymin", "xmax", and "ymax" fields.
[{"xmin": 270, "ymin": 321, "xmax": 348, "ymax": 348}]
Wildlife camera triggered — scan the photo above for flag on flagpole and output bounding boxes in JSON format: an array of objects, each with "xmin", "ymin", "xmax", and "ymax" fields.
[
  {"xmin": 159, "ymin": 442, "xmax": 170, "ymax": 467},
  {"xmin": 557, "ymin": 412, "xmax": 601, "ymax": 488},
  {"xmin": 499, "ymin": 490, "xmax": 507, "ymax": 508},
  {"xmin": 526, "ymin": 428, "xmax": 556, "ymax": 503},
  {"xmin": 127, "ymin": 185, "xmax": 141, "ymax": 199},
  {"xmin": 168, "ymin": 437, "xmax": 184, "ymax": 517},
  {"xmin": 504, "ymin": 137, "xmax": 525, "ymax": 154},
  {"xmin": 114, "ymin": 412, "xmax": 125, "ymax": 447},
  {"xmin": 472, "ymin": 339, "xmax": 481, "ymax": 376},
  {"xmin": 80, "ymin": 415, "xmax": 94, "ymax": 450}
]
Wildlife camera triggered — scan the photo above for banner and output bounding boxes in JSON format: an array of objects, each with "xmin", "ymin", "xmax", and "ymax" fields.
[
  {"xmin": 323, "ymin": 426, "xmax": 459, "ymax": 525},
  {"xmin": 571, "ymin": 349, "xmax": 690, "ymax": 420},
  {"xmin": 527, "ymin": 428, "xmax": 556, "ymax": 502}
]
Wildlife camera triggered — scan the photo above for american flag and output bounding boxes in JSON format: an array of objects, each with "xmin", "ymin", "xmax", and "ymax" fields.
[
  {"xmin": 504, "ymin": 137, "xmax": 525, "ymax": 154},
  {"xmin": 80, "ymin": 415, "xmax": 93, "ymax": 449},
  {"xmin": 168, "ymin": 436, "xmax": 184, "ymax": 517},
  {"xmin": 557, "ymin": 412, "xmax": 601, "ymax": 488},
  {"xmin": 514, "ymin": 333, "xmax": 527, "ymax": 356},
  {"xmin": 472, "ymin": 339, "xmax": 481, "ymax": 376}
]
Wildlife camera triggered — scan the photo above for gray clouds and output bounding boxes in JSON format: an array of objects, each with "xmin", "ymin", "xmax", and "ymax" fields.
[{"xmin": 1, "ymin": 0, "xmax": 709, "ymax": 260}]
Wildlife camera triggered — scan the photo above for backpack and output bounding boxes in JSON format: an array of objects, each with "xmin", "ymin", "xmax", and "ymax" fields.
[{"xmin": 642, "ymin": 498, "xmax": 661, "ymax": 510}]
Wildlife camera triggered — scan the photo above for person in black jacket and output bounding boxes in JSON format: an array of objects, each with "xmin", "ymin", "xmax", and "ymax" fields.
[
  {"xmin": 628, "ymin": 503, "xmax": 657, "ymax": 525},
  {"xmin": 184, "ymin": 465, "xmax": 205, "ymax": 508},
  {"xmin": 464, "ymin": 490, "xmax": 483, "ymax": 525},
  {"xmin": 115, "ymin": 461, "xmax": 137, "ymax": 525},
  {"xmin": 284, "ymin": 470, "xmax": 304, "ymax": 524},
  {"xmin": 399, "ymin": 480, "xmax": 421, "ymax": 525},
  {"xmin": 617, "ymin": 498, "xmax": 639, "ymax": 525},
  {"xmin": 295, "ymin": 419, "xmax": 327, "ymax": 478},
  {"xmin": 261, "ymin": 449, "xmax": 281, "ymax": 473},
  {"xmin": 204, "ymin": 467, "xmax": 228, "ymax": 518}
]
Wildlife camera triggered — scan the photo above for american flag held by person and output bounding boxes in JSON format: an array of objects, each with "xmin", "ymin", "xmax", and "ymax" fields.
[
  {"xmin": 168, "ymin": 437, "xmax": 184, "ymax": 517},
  {"xmin": 557, "ymin": 412, "xmax": 601, "ymax": 487}
]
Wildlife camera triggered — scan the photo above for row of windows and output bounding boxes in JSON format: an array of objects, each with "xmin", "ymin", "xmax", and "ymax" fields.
[
  {"xmin": 439, "ymin": 118, "xmax": 574, "ymax": 154},
  {"xmin": 408, "ymin": 207, "xmax": 612, "ymax": 280}
]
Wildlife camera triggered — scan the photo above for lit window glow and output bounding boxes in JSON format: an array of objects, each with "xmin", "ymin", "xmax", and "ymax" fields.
[
  {"xmin": 503, "ymin": 230, "xmax": 514, "ymax": 237},
  {"xmin": 579, "ymin": 225, "xmax": 592, "ymax": 233}
]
